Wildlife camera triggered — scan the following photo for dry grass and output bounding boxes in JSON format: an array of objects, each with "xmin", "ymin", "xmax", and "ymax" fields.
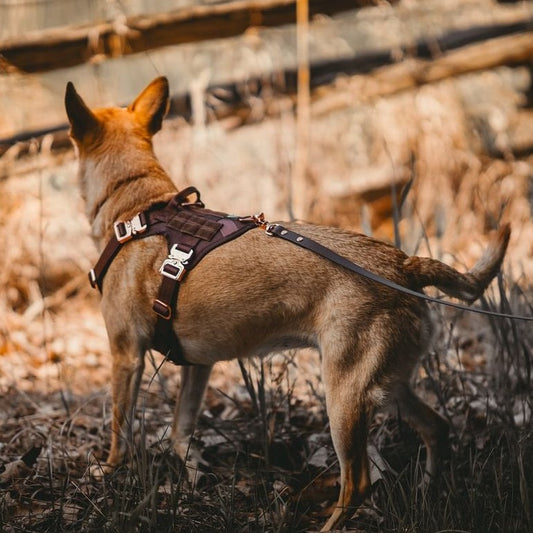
[{"xmin": 1, "ymin": 69, "xmax": 532, "ymax": 531}]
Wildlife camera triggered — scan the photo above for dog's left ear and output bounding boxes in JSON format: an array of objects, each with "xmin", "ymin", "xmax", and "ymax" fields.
[
  {"xmin": 128, "ymin": 76, "xmax": 170, "ymax": 136},
  {"xmin": 65, "ymin": 82, "xmax": 100, "ymax": 142}
]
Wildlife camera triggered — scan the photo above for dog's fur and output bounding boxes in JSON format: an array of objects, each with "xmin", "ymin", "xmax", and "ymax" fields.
[{"xmin": 65, "ymin": 76, "xmax": 510, "ymax": 531}]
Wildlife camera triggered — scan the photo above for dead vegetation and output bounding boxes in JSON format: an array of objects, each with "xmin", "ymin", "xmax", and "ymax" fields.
[{"xmin": 1, "ymin": 1, "xmax": 533, "ymax": 530}]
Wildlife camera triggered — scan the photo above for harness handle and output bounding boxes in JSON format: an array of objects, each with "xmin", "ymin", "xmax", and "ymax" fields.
[{"xmin": 175, "ymin": 186, "xmax": 204, "ymax": 208}]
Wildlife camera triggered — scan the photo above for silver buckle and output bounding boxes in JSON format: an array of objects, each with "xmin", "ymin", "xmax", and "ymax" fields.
[
  {"xmin": 131, "ymin": 213, "xmax": 147, "ymax": 234},
  {"xmin": 114, "ymin": 220, "xmax": 132, "ymax": 243},
  {"xmin": 114, "ymin": 213, "xmax": 147, "ymax": 243},
  {"xmin": 159, "ymin": 245, "xmax": 193, "ymax": 281},
  {"xmin": 88, "ymin": 269, "xmax": 98, "ymax": 289}
]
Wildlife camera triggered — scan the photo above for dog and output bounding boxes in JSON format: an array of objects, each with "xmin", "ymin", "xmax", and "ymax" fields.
[{"xmin": 65, "ymin": 76, "xmax": 510, "ymax": 531}]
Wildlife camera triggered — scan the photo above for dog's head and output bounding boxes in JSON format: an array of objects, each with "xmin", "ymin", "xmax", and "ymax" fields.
[
  {"xmin": 65, "ymin": 77, "xmax": 171, "ymax": 223},
  {"xmin": 65, "ymin": 76, "xmax": 170, "ymax": 155}
]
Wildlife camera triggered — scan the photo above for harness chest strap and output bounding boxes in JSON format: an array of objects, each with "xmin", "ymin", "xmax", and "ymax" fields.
[{"xmin": 89, "ymin": 211, "xmax": 150, "ymax": 290}]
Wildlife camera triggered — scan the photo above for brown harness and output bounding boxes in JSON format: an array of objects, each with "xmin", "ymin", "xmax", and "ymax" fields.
[{"xmin": 88, "ymin": 187, "xmax": 257, "ymax": 365}]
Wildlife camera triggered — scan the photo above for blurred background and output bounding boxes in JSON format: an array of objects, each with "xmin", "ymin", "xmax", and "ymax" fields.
[
  {"xmin": 1, "ymin": 1, "xmax": 533, "ymax": 530},
  {"xmin": 4, "ymin": 0, "xmax": 532, "ymax": 382}
]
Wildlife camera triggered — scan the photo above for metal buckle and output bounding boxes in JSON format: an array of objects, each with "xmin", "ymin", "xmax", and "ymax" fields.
[
  {"xmin": 114, "ymin": 213, "xmax": 147, "ymax": 243},
  {"xmin": 160, "ymin": 260, "xmax": 186, "ymax": 281},
  {"xmin": 264, "ymin": 223, "xmax": 279, "ymax": 236},
  {"xmin": 159, "ymin": 245, "xmax": 193, "ymax": 281},
  {"xmin": 114, "ymin": 220, "xmax": 132, "ymax": 243},
  {"xmin": 88, "ymin": 269, "xmax": 98, "ymax": 289},
  {"xmin": 131, "ymin": 213, "xmax": 147, "ymax": 234},
  {"xmin": 153, "ymin": 299, "xmax": 172, "ymax": 319}
]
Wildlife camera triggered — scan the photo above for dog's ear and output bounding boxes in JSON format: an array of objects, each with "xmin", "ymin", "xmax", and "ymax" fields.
[
  {"xmin": 65, "ymin": 82, "xmax": 100, "ymax": 142},
  {"xmin": 128, "ymin": 77, "xmax": 170, "ymax": 136}
]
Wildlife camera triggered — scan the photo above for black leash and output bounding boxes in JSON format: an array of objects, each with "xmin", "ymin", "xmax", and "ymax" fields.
[{"xmin": 262, "ymin": 222, "xmax": 533, "ymax": 322}]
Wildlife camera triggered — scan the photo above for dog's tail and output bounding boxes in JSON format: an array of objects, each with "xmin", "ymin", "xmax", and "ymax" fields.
[{"xmin": 403, "ymin": 224, "xmax": 511, "ymax": 302}]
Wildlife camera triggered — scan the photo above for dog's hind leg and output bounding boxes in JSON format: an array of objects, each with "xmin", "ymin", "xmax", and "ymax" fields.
[
  {"xmin": 171, "ymin": 364, "xmax": 213, "ymax": 477},
  {"xmin": 388, "ymin": 382, "xmax": 450, "ymax": 484},
  {"xmin": 319, "ymin": 341, "xmax": 374, "ymax": 532}
]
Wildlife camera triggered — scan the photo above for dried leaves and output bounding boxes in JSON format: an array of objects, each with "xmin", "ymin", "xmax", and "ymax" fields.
[{"xmin": 0, "ymin": 446, "xmax": 41, "ymax": 488}]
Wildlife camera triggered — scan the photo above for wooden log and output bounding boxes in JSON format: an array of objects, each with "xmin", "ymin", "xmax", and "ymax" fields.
[
  {"xmin": 306, "ymin": 19, "xmax": 533, "ymax": 88},
  {"xmin": 0, "ymin": 0, "xmax": 377, "ymax": 73},
  {"xmin": 313, "ymin": 30, "xmax": 533, "ymax": 113},
  {"xmin": 1, "ymin": 23, "xmax": 532, "ymax": 153}
]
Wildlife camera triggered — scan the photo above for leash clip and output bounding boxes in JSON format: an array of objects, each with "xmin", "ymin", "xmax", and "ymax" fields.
[
  {"xmin": 159, "ymin": 245, "xmax": 193, "ymax": 281},
  {"xmin": 251, "ymin": 212, "xmax": 276, "ymax": 229},
  {"xmin": 250, "ymin": 213, "xmax": 280, "ymax": 236},
  {"xmin": 264, "ymin": 223, "xmax": 280, "ymax": 236}
]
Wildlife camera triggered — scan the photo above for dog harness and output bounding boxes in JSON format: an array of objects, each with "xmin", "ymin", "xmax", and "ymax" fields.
[{"xmin": 88, "ymin": 187, "xmax": 257, "ymax": 365}]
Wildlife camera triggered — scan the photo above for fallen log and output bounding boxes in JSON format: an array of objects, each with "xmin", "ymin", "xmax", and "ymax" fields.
[
  {"xmin": 1, "ymin": 22, "xmax": 532, "ymax": 155},
  {"xmin": 0, "ymin": 0, "xmax": 375, "ymax": 73},
  {"xmin": 312, "ymin": 30, "xmax": 533, "ymax": 112}
]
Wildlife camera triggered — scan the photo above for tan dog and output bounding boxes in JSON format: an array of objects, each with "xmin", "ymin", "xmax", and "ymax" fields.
[{"xmin": 65, "ymin": 76, "xmax": 510, "ymax": 531}]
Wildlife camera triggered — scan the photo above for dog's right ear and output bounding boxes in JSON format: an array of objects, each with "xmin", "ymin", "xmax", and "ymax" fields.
[
  {"xmin": 128, "ymin": 77, "xmax": 170, "ymax": 136},
  {"xmin": 65, "ymin": 82, "xmax": 99, "ymax": 141}
]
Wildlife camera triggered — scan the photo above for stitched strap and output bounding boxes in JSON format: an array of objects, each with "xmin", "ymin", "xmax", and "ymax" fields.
[
  {"xmin": 89, "ymin": 235, "xmax": 121, "ymax": 291},
  {"xmin": 266, "ymin": 224, "xmax": 533, "ymax": 322}
]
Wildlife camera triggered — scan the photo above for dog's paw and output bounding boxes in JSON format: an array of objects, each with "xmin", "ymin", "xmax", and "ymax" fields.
[
  {"xmin": 173, "ymin": 439, "xmax": 210, "ymax": 486},
  {"xmin": 88, "ymin": 462, "xmax": 115, "ymax": 480}
]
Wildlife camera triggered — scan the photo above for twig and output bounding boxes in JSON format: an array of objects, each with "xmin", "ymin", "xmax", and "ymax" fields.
[{"xmin": 289, "ymin": 0, "xmax": 310, "ymax": 221}]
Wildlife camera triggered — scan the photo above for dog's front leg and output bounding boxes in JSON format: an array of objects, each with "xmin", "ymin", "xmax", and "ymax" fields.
[
  {"xmin": 171, "ymin": 364, "xmax": 213, "ymax": 477},
  {"xmin": 92, "ymin": 342, "xmax": 145, "ymax": 477}
]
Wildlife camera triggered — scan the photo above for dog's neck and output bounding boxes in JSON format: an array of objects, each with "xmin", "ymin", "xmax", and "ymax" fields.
[{"xmin": 79, "ymin": 148, "xmax": 176, "ymax": 247}]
